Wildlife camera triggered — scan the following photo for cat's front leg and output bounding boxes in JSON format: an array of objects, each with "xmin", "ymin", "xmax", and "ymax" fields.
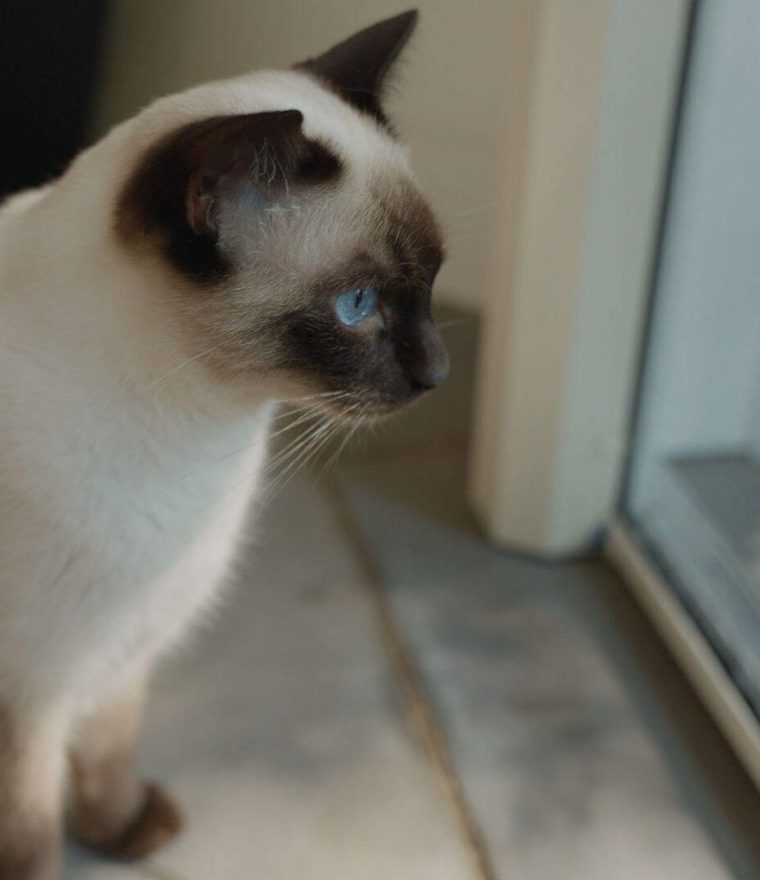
[
  {"xmin": 68, "ymin": 669, "xmax": 183, "ymax": 860},
  {"xmin": 0, "ymin": 705, "xmax": 68, "ymax": 880}
]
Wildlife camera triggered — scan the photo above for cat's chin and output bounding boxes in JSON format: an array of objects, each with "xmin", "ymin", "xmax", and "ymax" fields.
[
  {"xmin": 321, "ymin": 392, "xmax": 426, "ymax": 424},
  {"xmin": 262, "ymin": 378, "xmax": 391, "ymax": 420},
  {"xmin": 261, "ymin": 371, "xmax": 432, "ymax": 422}
]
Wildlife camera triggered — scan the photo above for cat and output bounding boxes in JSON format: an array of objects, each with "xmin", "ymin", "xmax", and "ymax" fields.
[{"xmin": 0, "ymin": 10, "xmax": 448, "ymax": 879}]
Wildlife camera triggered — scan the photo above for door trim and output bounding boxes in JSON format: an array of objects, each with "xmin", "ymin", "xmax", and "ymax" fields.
[
  {"xmin": 469, "ymin": 0, "xmax": 693, "ymax": 556},
  {"xmin": 608, "ymin": 520, "xmax": 760, "ymax": 788}
]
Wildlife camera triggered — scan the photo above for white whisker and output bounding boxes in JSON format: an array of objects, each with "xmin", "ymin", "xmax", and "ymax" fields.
[{"xmin": 136, "ymin": 345, "xmax": 220, "ymax": 395}]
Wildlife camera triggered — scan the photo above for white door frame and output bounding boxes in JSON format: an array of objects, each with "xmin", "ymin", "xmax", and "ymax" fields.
[
  {"xmin": 608, "ymin": 524, "xmax": 760, "ymax": 788},
  {"xmin": 469, "ymin": 0, "xmax": 692, "ymax": 557}
]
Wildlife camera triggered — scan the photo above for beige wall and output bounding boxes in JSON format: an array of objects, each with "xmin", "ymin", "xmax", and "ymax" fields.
[{"xmin": 93, "ymin": 0, "xmax": 519, "ymax": 312}]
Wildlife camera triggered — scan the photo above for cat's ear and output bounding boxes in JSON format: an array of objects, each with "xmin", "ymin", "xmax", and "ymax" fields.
[
  {"xmin": 296, "ymin": 10, "xmax": 418, "ymax": 124},
  {"xmin": 179, "ymin": 110, "xmax": 340, "ymax": 236},
  {"xmin": 117, "ymin": 110, "xmax": 340, "ymax": 278}
]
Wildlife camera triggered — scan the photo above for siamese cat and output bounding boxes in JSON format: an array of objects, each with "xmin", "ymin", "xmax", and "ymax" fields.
[{"xmin": 0, "ymin": 10, "xmax": 447, "ymax": 878}]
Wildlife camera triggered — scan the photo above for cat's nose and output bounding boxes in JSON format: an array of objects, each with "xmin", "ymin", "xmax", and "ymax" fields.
[{"xmin": 409, "ymin": 323, "xmax": 449, "ymax": 390}]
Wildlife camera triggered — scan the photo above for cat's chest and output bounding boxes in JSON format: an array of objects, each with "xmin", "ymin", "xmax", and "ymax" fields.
[
  {"xmin": 10, "ymin": 400, "xmax": 276, "ymax": 694},
  {"xmin": 58, "ymin": 403, "xmax": 273, "ymax": 578}
]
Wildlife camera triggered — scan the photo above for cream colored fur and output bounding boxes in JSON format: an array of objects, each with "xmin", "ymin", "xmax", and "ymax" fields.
[{"xmin": 0, "ymin": 68, "xmax": 415, "ymax": 878}]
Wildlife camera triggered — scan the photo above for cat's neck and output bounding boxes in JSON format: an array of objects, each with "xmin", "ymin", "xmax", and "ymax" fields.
[{"xmin": 0, "ymin": 172, "xmax": 268, "ymax": 426}]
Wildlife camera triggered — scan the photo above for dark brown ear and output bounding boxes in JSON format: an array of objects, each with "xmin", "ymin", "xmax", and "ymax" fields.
[
  {"xmin": 179, "ymin": 110, "xmax": 322, "ymax": 237},
  {"xmin": 296, "ymin": 10, "xmax": 419, "ymax": 126},
  {"xmin": 117, "ymin": 110, "xmax": 341, "ymax": 280}
]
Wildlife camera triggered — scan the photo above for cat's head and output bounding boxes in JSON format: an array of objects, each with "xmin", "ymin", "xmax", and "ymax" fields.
[{"xmin": 115, "ymin": 10, "xmax": 447, "ymax": 419}]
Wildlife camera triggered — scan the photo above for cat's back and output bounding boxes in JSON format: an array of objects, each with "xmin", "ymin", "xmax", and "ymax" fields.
[
  {"xmin": 0, "ymin": 189, "xmax": 43, "ymax": 231},
  {"xmin": 0, "ymin": 185, "xmax": 49, "ymax": 223},
  {"xmin": 0, "ymin": 185, "xmax": 51, "ymax": 313}
]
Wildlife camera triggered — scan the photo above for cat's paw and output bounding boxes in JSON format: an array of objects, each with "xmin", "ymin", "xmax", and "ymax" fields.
[{"xmin": 77, "ymin": 782, "xmax": 184, "ymax": 861}]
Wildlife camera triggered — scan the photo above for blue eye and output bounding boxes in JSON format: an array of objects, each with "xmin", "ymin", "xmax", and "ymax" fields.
[{"xmin": 335, "ymin": 287, "xmax": 379, "ymax": 326}]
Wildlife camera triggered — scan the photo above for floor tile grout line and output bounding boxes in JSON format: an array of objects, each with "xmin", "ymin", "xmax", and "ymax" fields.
[{"xmin": 325, "ymin": 476, "xmax": 500, "ymax": 880}]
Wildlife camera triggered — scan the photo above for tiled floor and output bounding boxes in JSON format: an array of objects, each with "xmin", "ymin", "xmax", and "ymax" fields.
[
  {"xmin": 67, "ymin": 473, "xmax": 481, "ymax": 880},
  {"xmin": 337, "ymin": 450, "xmax": 740, "ymax": 880},
  {"xmin": 66, "ymin": 317, "xmax": 760, "ymax": 880}
]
